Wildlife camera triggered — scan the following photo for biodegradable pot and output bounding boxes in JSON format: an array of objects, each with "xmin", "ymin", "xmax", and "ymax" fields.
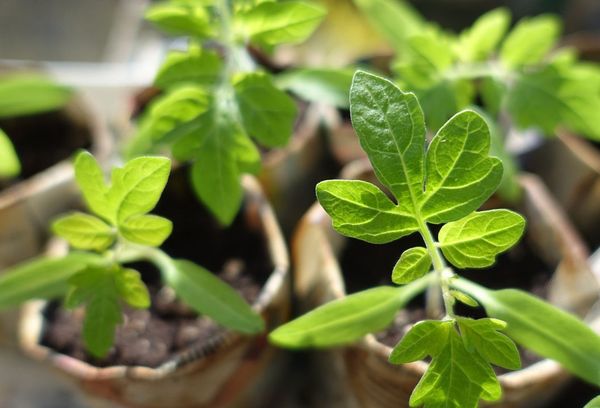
[
  {"xmin": 524, "ymin": 130, "xmax": 600, "ymax": 246},
  {"xmin": 292, "ymin": 159, "xmax": 599, "ymax": 408},
  {"xmin": 19, "ymin": 174, "xmax": 290, "ymax": 408},
  {"xmin": 0, "ymin": 93, "xmax": 112, "ymax": 270}
]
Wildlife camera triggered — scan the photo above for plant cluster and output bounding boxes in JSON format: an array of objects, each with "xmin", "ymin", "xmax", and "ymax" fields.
[
  {"xmin": 0, "ymin": 151, "xmax": 263, "ymax": 357},
  {"xmin": 269, "ymin": 71, "xmax": 600, "ymax": 407},
  {"xmin": 128, "ymin": 0, "xmax": 325, "ymax": 225}
]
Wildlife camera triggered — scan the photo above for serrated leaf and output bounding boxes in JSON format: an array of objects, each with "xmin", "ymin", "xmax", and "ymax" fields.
[
  {"xmin": 316, "ymin": 180, "xmax": 417, "ymax": 244},
  {"xmin": 389, "ymin": 320, "xmax": 450, "ymax": 364},
  {"xmin": 0, "ymin": 128, "xmax": 20, "ymax": 178},
  {"xmin": 269, "ymin": 279, "xmax": 428, "ymax": 348},
  {"xmin": 392, "ymin": 247, "xmax": 431, "ymax": 284},
  {"xmin": 438, "ymin": 210, "xmax": 525, "ymax": 269},
  {"xmin": 0, "ymin": 74, "xmax": 72, "ymax": 118},
  {"xmin": 163, "ymin": 259, "xmax": 264, "ymax": 334},
  {"xmin": 115, "ymin": 268, "xmax": 150, "ymax": 309},
  {"xmin": 74, "ymin": 151, "xmax": 112, "ymax": 222},
  {"xmin": 0, "ymin": 252, "xmax": 104, "ymax": 308},
  {"xmin": 107, "ymin": 157, "xmax": 171, "ymax": 224},
  {"xmin": 275, "ymin": 68, "xmax": 354, "ymax": 108},
  {"xmin": 236, "ymin": 1, "xmax": 325, "ymax": 46},
  {"xmin": 454, "ymin": 279, "xmax": 600, "ymax": 386},
  {"xmin": 420, "ymin": 111, "xmax": 502, "ymax": 224},
  {"xmin": 458, "ymin": 8, "xmax": 510, "ymax": 62},
  {"xmin": 52, "ymin": 212, "xmax": 115, "ymax": 251},
  {"xmin": 154, "ymin": 50, "xmax": 221, "ymax": 88},
  {"xmin": 457, "ymin": 317, "xmax": 521, "ymax": 370},
  {"xmin": 119, "ymin": 214, "xmax": 172, "ymax": 247},
  {"xmin": 500, "ymin": 15, "xmax": 561, "ymax": 68},
  {"xmin": 233, "ymin": 72, "xmax": 296, "ymax": 148},
  {"xmin": 145, "ymin": 2, "xmax": 212, "ymax": 38},
  {"xmin": 449, "ymin": 289, "xmax": 478, "ymax": 307}
]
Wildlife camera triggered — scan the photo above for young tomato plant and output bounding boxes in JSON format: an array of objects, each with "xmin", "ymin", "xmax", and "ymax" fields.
[
  {"xmin": 127, "ymin": 0, "xmax": 325, "ymax": 226},
  {"xmin": 0, "ymin": 151, "xmax": 263, "ymax": 357},
  {"xmin": 269, "ymin": 71, "xmax": 600, "ymax": 407}
]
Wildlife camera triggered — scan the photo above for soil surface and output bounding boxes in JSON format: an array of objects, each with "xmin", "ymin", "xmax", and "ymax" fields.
[
  {"xmin": 0, "ymin": 107, "xmax": 92, "ymax": 189},
  {"xmin": 41, "ymin": 167, "xmax": 273, "ymax": 368}
]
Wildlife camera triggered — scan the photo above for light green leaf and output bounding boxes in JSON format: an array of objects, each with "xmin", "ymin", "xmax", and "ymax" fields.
[
  {"xmin": 145, "ymin": 2, "xmax": 212, "ymax": 37},
  {"xmin": 0, "ymin": 128, "xmax": 20, "ymax": 178},
  {"xmin": 353, "ymin": 0, "xmax": 424, "ymax": 52},
  {"xmin": 269, "ymin": 278, "xmax": 429, "ymax": 348},
  {"xmin": 438, "ymin": 210, "xmax": 525, "ymax": 269},
  {"xmin": 154, "ymin": 50, "xmax": 221, "ymax": 88},
  {"xmin": 233, "ymin": 72, "xmax": 296, "ymax": 147},
  {"xmin": 449, "ymin": 289, "xmax": 479, "ymax": 307},
  {"xmin": 0, "ymin": 252, "xmax": 104, "ymax": 308},
  {"xmin": 458, "ymin": 8, "xmax": 510, "ymax": 62},
  {"xmin": 74, "ymin": 151, "xmax": 112, "ymax": 222},
  {"xmin": 115, "ymin": 268, "xmax": 150, "ymax": 309},
  {"xmin": 107, "ymin": 157, "xmax": 171, "ymax": 224},
  {"xmin": 391, "ymin": 247, "xmax": 431, "ymax": 284},
  {"xmin": 395, "ymin": 34, "xmax": 454, "ymax": 89},
  {"xmin": 454, "ymin": 279, "xmax": 600, "ymax": 386},
  {"xmin": 163, "ymin": 259, "xmax": 264, "ymax": 334},
  {"xmin": 0, "ymin": 74, "xmax": 72, "ymax": 118},
  {"xmin": 170, "ymin": 102, "xmax": 218, "ymax": 161},
  {"xmin": 500, "ymin": 15, "xmax": 561, "ymax": 68},
  {"xmin": 389, "ymin": 320, "xmax": 450, "ymax": 364},
  {"xmin": 119, "ymin": 214, "xmax": 172, "ymax": 247},
  {"xmin": 232, "ymin": 129, "xmax": 261, "ymax": 174},
  {"xmin": 584, "ymin": 396, "xmax": 600, "ymax": 408},
  {"xmin": 349, "ymin": 71, "xmax": 426, "ymax": 216},
  {"xmin": 52, "ymin": 212, "xmax": 115, "ymax": 251},
  {"xmin": 316, "ymin": 180, "xmax": 417, "ymax": 244},
  {"xmin": 457, "ymin": 317, "xmax": 521, "ymax": 370},
  {"xmin": 275, "ymin": 68, "xmax": 354, "ymax": 108},
  {"xmin": 236, "ymin": 1, "xmax": 325, "ymax": 46},
  {"xmin": 420, "ymin": 111, "xmax": 502, "ymax": 224},
  {"xmin": 409, "ymin": 324, "xmax": 501, "ymax": 407}
]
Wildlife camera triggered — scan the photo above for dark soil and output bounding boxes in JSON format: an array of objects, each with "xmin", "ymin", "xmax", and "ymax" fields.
[
  {"xmin": 0, "ymin": 107, "xmax": 92, "ymax": 189},
  {"xmin": 41, "ymin": 167, "xmax": 273, "ymax": 368}
]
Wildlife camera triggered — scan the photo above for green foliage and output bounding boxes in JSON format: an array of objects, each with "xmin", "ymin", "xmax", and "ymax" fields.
[
  {"xmin": 585, "ymin": 396, "xmax": 600, "ymax": 408},
  {"xmin": 0, "ymin": 74, "xmax": 72, "ymax": 118},
  {"xmin": 275, "ymin": 68, "xmax": 354, "ymax": 109},
  {"xmin": 269, "ymin": 71, "xmax": 600, "ymax": 407},
  {"xmin": 0, "ymin": 151, "xmax": 264, "ymax": 357},
  {"xmin": 132, "ymin": 0, "xmax": 325, "ymax": 225},
  {"xmin": 0, "ymin": 128, "xmax": 20, "ymax": 179}
]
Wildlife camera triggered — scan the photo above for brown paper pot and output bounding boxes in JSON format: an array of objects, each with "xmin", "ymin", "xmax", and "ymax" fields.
[
  {"xmin": 19, "ymin": 174, "xmax": 290, "ymax": 408},
  {"xmin": 292, "ymin": 159, "xmax": 600, "ymax": 408},
  {"xmin": 524, "ymin": 131, "xmax": 600, "ymax": 246},
  {"xmin": 0, "ymin": 93, "xmax": 112, "ymax": 270}
]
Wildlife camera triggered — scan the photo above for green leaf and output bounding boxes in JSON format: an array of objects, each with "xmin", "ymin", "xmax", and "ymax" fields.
[
  {"xmin": 392, "ymin": 320, "xmax": 501, "ymax": 407},
  {"xmin": 0, "ymin": 128, "xmax": 20, "ymax": 178},
  {"xmin": 584, "ymin": 396, "xmax": 600, "ymax": 408},
  {"xmin": 457, "ymin": 317, "xmax": 521, "ymax": 370},
  {"xmin": 454, "ymin": 279, "xmax": 600, "ymax": 386},
  {"xmin": 458, "ymin": 8, "xmax": 510, "ymax": 62},
  {"xmin": 114, "ymin": 268, "xmax": 150, "ymax": 309},
  {"xmin": 480, "ymin": 76, "xmax": 506, "ymax": 117},
  {"xmin": 389, "ymin": 320, "xmax": 450, "ymax": 364},
  {"xmin": 107, "ymin": 156, "xmax": 171, "ymax": 224},
  {"xmin": 145, "ymin": 2, "xmax": 212, "ymax": 37},
  {"xmin": 233, "ymin": 72, "xmax": 296, "ymax": 148},
  {"xmin": 395, "ymin": 34, "xmax": 454, "ymax": 89},
  {"xmin": 391, "ymin": 247, "xmax": 431, "ymax": 284},
  {"xmin": 74, "ymin": 151, "xmax": 112, "ymax": 222},
  {"xmin": 316, "ymin": 180, "xmax": 417, "ymax": 244},
  {"xmin": 500, "ymin": 15, "xmax": 561, "ymax": 68},
  {"xmin": 349, "ymin": 71, "xmax": 426, "ymax": 216},
  {"xmin": 275, "ymin": 68, "xmax": 354, "ymax": 109},
  {"xmin": 450, "ymin": 289, "xmax": 479, "ymax": 307},
  {"xmin": 119, "ymin": 214, "xmax": 173, "ymax": 247},
  {"xmin": 353, "ymin": 0, "xmax": 424, "ymax": 52},
  {"xmin": 83, "ymin": 279, "xmax": 122, "ymax": 358},
  {"xmin": 0, "ymin": 74, "xmax": 72, "ymax": 118},
  {"xmin": 438, "ymin": 210, "xmax": 525, "ymax": 269},
  {"xmin": 232, "ymin": 129, "xmax": 261, "ymax": 174},
  {"xmin": 52, "ymin": 212, "xmax": 115, "ymax": 251},
  {"xmin": 163, "ymin": 259, "xmax": 264, "ymax": 334},
  {"xmin": 269, "ymin": 278, "xmax": 429, "ymax": 348},
  {"xmin": 236, "ymin": 1, "xmax": 325, "ymax": 46},
  {"xmin": 0, "ymin": 252, "xmax": 104, "ymax": 308},
  {"xmin": 420, "ymin": 111, "xmax": 502, "ymax": 223},
  {"xmin": 154, "ymin": 50, "xmax": 221, "ymax": 88}
]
